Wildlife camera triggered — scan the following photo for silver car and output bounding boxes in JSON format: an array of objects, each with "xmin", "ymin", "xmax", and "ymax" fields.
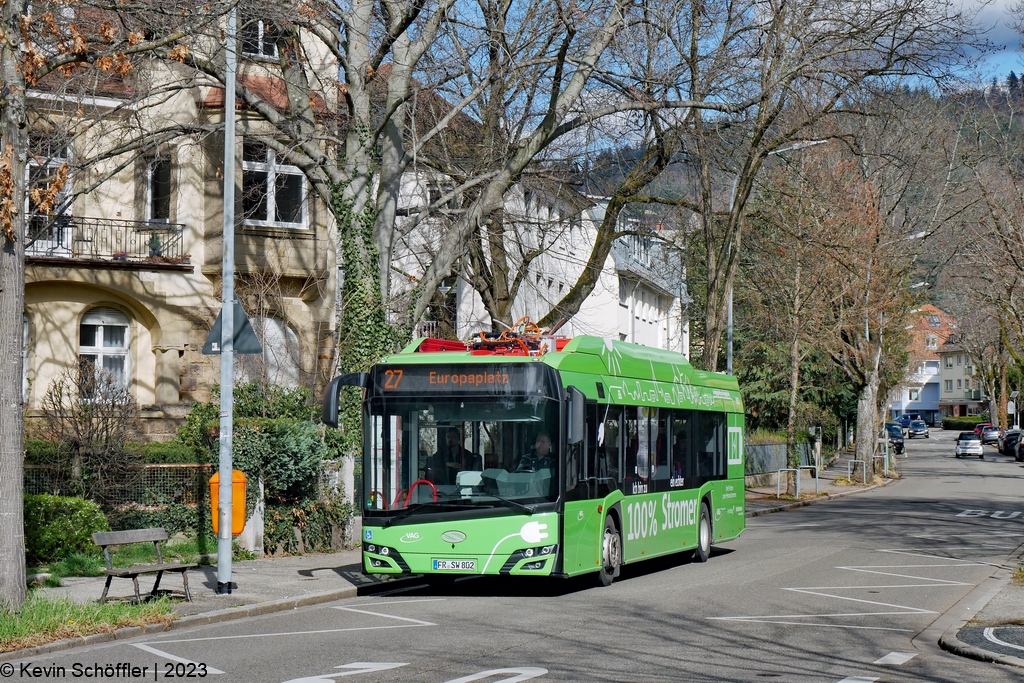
[{"xmin": 955, "ymin": 431, "xmax": 984, "ymax": 459}]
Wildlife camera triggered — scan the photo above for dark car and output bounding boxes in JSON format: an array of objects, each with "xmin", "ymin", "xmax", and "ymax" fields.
[
  {"xmin": 981, "ymin": 425, "xmax": 1003, "ymax": 445},
  {"xmin": 907, "ymin": 420, "xmax": 930, "ymax": 439},
  {"xmin": 896, "ymin": 415, "xmax": 913, "ymax": 429},
  {"xmin": 999, "ymin": 429, "xmax": 1023, "ymax": 456},
  {"xmin": 885, "ymin": 424, "xmax": 905, "ymax": 454},
  {"xmin": 1016, "ymin": 439, "xmax": 1024, "ymax": 463}
]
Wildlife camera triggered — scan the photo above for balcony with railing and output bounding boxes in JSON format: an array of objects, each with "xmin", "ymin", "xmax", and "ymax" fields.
[
  {"xmin": 26, "ymin": 215, "xmax": 191, "ymax": 270},
  {"xmin": 964, "ymin": 389, "xmax": 982, "ymax": 401}
]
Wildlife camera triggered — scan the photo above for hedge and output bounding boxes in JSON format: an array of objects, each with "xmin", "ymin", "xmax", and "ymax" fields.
[
  {"xmin": 24, "ymin": 495, "xmax": 110, "ymax": 565},
  {"xmin": 942, "ymin": 417, "xmax": 986, "ymax": 430},
  {"xmin": 264, "ymin": 498, "xmax": 352, "ymax": 555}
]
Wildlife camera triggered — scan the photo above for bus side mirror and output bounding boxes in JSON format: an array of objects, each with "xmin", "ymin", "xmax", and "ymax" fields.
[
  {"xmin": 322, "ymin": 372, "xmax": 369, "ymax": 428},
  {"xmin": 566, "ymin": 386, "xmax": 585, "ymax": 445}
]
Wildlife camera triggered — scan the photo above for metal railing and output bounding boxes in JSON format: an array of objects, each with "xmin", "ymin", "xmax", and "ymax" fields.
[
  {"xmin": 26, "ymin": 215, "xmax": 188, "ymax": 264},
  {"xmin": 964, "ymin": 389, "xmax": 982, "ymax": 400}
]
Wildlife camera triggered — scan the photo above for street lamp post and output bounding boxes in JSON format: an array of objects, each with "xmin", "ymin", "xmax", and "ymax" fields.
[{"xmin": 725, "ymin": 140, "xmax": 828, "ymax": 374}]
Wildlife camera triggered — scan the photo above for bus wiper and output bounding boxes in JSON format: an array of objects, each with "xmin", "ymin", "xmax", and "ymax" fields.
[
  {"xmin": 483, "ymin": 495, "xmax": 535, "ymax": 515},
  {"xmin": 382, "ymin": 501, "xmax": 488, "ymax": 528}
]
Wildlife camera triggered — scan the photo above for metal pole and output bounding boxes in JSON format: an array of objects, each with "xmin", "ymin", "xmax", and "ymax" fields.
[{"xmin": 217, "ymin": 6, "xmax": 237, "ymax": 595}]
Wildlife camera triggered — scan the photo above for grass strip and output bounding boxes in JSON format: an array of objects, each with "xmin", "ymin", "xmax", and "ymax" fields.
[{"xmin": 0, "ymin": 594, "xmax": 176, "ymax": 653}]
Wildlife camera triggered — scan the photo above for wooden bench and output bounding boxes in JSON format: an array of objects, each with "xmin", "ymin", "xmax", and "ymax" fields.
[{"xmin": 92, "ymin": 528, "xmax": 196, "ymax": 603}]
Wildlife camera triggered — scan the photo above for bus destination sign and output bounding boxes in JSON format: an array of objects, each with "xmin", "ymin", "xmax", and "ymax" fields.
[{"xmin": 372, "ymin": 364, "xmax": 553, "ymax": 396}]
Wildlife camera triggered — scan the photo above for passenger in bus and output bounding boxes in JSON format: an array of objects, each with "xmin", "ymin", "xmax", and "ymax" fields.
[
  {"xmin": 516, "ymin": 432, "xmax": 555, "ymax": 472},
  {"xmin": 426, "ymin": 427, "xmax": 482, "ymax": 485}
]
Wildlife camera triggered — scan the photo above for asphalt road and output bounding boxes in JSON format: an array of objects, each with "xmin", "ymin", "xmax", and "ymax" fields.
[{"xmin": 10, "ymin": 429, "xmax": 1024, "ymax": 682}]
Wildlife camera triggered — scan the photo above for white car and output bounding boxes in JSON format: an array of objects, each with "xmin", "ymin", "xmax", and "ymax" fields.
[{"xmin": 955, "ymin": 432, "xmax": 984, "ymax": 459}]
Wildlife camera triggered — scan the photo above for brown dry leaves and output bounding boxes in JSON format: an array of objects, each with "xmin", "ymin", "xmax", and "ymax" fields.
[
  {"xmin": 28, "ymin": 162, "xmax": 69, "ymax": 215},
  {"xmin": 168, "ymin": 44, "xmax": 189, "ymax": 62},
  {"xmin": 0, "ymin": 144, "xmax": 16, "ymax": 242}
]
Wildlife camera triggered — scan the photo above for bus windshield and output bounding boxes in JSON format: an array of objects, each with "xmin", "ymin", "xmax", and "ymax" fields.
[{"xmin": 364, "ymin": 396, "xmax": 560, "ymax": 514}]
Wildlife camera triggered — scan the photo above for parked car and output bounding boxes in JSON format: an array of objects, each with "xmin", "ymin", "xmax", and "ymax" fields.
[
  {"xmin": 981, "ymin": 425, "xmax": 1003, "ymax": 445},
  {"xmin": 907, "ymin": 420, "xmax": 930, "ymax": 439},
  {"xmin": 998, "ymin": 429, "xmax": 1022, "ymax": 456},
  {"xmin": 896, "ymin": 415, "xmax": 913, "ymax": 430},
  {"xmin": 974, "ymin": 422, "xmax": 993, "ymax": 436},
  {"xmin": 1015, "ymin": 439, "xmax": 1024, "ymax": 463},
  {"xmin": 956, "ymin": 431, "xmax": 984, "ymax": 459},
  {"xmin": 885, "ymin": 423, "xmax": 905, "ymax": 454}
]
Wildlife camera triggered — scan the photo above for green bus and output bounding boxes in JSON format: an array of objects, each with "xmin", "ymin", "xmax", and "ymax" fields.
[{"xmin": 322, "ymin": 334, "xmax": 745, "ymax": 586}]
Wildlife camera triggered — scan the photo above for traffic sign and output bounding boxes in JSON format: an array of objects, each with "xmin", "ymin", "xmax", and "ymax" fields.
[{"xmin": 202, "ymin": 301, "xmax": 263, "ymax": 355}]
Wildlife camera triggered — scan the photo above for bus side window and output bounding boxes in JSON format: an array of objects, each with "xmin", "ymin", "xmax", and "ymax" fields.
[
  {"xmin": 670, "ymin": 410, "xmax": 692, "ymax": 487},
  {"xmin": 652, "ymin": 408, "xmax": 669, "ymax": 490},
  {"xmin": 597, "ymin": 405, "xmax": 621, "ymax": 494},
  {"xmin": 623, "ymin": 407, "xmax": 642, "ymax": 493},
  {"xmin": 696, "ymin": 411, "xmax": 726, "ymax": 481}
]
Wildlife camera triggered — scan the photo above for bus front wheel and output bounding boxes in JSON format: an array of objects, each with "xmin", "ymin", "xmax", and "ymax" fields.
[
  {"xmin": 598, "ymin": 515, "xmax": 622, "ymax": 587},
  {"xmin": 694, "ymin": 503, "xmax": 711, "ymax": 563}
]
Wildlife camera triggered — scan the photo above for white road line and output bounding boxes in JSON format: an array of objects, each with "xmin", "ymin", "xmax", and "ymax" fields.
[
  {"xmin": 837, "ymin": 677, "xmax": 879, "ymax": 683},
  {"xmin": 332, "ymin": 606, "xmax": 436, "ymax": 626},
  {"xmin": 132, "ymin": 644, "xmax": 225, "ymax": 674},
  {"xmin": 709, "ymin": 618, "xmax": 912, "ymax": 632},
  {"xmin": 984, "ymin": 627, "xmax": 1024, "ymax": 652},
  {"xmin": 349, "ymin": 598, "xmax": 446, "ymax": 607},
  {"xmin": 712, "ymin": 547, "xmax": 992, "ymax": 630},
  {"xmin": 873, "ymin": 651, "xmax": 917, "ymax": 665},
  {"xmin": 145, "ymin": 606, "xmax": 437, "ymax": 645}
]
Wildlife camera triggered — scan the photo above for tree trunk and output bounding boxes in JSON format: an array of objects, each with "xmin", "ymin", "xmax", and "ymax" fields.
[
  {"xmin": 998, "ymin": 357, "xmax": 1008, "ymax": 429},
  {"xmin": 854, "ymin": 353, "xmax": 881, "ymax": 480},
  {"xmin": 0, "ymin": 0, "xmax": 29, "ymax": 610}
]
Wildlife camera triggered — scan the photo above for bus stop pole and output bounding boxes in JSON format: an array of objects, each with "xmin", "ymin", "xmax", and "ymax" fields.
[{"xmin": 216, "ymin": 5, "xmax": 238, "ymax": 595}]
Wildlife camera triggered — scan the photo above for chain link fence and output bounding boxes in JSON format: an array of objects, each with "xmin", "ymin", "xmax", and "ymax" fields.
[{"xmin": 24, "ymin": 464, "xmax": 213, "ymax": 506}]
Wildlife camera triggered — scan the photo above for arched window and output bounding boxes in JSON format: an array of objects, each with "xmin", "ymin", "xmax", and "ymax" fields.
[
  {"xmin": 238, "ymin": 316, "xmax": 300, "ymax": 389},
  {"xmin": 79, "ymin": 307, "xmax": 130, "ymax": 387}
]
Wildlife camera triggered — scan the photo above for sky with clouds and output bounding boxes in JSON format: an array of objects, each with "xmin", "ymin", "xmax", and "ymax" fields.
[{"xmin": 977, "ymin": 0, "xmax": 1024, "ymax": 80}]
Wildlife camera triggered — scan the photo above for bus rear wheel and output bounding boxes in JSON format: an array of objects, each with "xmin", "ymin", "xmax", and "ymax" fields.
[
  {"xmin": 598, "ymin": 515, "xmax": 622, "ymax": 587},
  {"xmin": 693, "ymin": 503, "xmax": 711, "ymax": 563}
]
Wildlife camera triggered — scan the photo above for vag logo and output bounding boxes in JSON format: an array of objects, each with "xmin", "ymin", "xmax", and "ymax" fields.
[
  {"xmin": 440, "ymin": 530, "xmax": 467, "ymax": 543},
  {"xmin": 399, "ymin": 532, "xmax": 421, "ymax": 543}
]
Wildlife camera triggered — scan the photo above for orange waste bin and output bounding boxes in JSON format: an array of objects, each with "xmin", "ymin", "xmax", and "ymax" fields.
[{"xmin": 210, "ymin": 470, "xmax": 247, "ymax": 535}]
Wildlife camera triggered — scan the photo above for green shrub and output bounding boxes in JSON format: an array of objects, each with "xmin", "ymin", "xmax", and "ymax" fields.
[
  {"xmin": 107, "ymin": 503, "xmax": 209, "ymax": 537},
  {"xmin": 264, "ymin": 497, "xmax": 352, "ymax": 555},
  {"xmin": 24, "ymin": 495, "xmax": 110, "ymax": 565},
  {"xmin": 24, "ymin": 439, "xmax": 62, "ymax": 465},
  {"xmin": 234, "ymin": 418, "xmax": 326, "ymax": 503},
  {"xmin": 942, "ymin": 417, "xmax": 985, "ymax": 430},
  {"xmin": 141, "ymin": 441, "xmax": 205, "ymax": 464},
  {"xmin": 746, "ymin": 429, "xmax": 787, "ymax": 445}
]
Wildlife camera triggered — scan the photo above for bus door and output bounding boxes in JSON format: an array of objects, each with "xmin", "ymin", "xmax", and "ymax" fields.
[{"xmin": 622, "ymin": 406, "xmax": 660, "ymax": 561}]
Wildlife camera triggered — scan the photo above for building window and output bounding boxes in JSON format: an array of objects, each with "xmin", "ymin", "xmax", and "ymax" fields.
[
  {"xmin": 944, "ymin": 356, "xmax": 953, "ymax": 368},
  {"xmin": 241, "ymin": 17, "xmax": 282, "ymax": 57},
  {"xmin": 926, "ymin": 314, "xmax": 941, "ymax": 327},
  {"xmin": 619, "ymin": 279, "xmax": 629, "ymax": 307},
  {"xmin": 965, "ymin": 379, "xmax": 970, "ymax": 390},
  {"xmin": 909, "ymin": 389, "xmax": 920, "ymax": 401},
  {"xmin": 146, "ymin": 158, "xmax": 172, "ymax": 222},
  {"xmin": 925, "ymin": 334, "xmax": 937, "ymax": 349},
  {"xmin": 26, "ymin": 133, "xmax": 72, "ymax": 250},
  {"xmin": 945, "ymin": 380, "xmax": 953, "ymax": 391},
  {"xmin": 79, "ymin": 307, "xmax": 130, "ymax": 389},
  {"xmin": 957, "ymin": 355, "xmax": 962, "ymax": 365},
  {"xmin": 957, "ymin": 379, "xmax": 962, "ymax": 389},
  {"xmin": 241, "ymin": 140, "xmax": 306, "ymax": 228}
]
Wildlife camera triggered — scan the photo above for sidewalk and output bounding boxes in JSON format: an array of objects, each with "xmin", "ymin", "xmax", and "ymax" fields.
[
  {"xmin": 939, "ymin": 544, "xmax": 1024, "ymax": 669},
  {"xmin": 745, "ymin": 447, "xmax": 894, "ymax": 515}
]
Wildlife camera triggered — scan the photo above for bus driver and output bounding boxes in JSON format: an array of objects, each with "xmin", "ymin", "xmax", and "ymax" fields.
[{"xmin": 517, "ymin": 432, "xmax": 555, "ymax": 472}]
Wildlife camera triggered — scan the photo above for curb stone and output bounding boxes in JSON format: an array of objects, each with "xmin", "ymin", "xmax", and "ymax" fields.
[
  {"xmin": 935, "ymin": 541, "xmax": 1024, "ymax": 670},
  {"xmin": 746, "ymin": 480, "xmax": 890, "ymax": 518},
  {"xmin": 0, "ymin": 585, "xmax": 357, "ymax": 663}
]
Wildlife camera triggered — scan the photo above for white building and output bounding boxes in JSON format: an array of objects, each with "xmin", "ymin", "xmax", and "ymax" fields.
[{"xmin": 394, "ymin": 180, "xmax": 690, "ymax": 356}]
